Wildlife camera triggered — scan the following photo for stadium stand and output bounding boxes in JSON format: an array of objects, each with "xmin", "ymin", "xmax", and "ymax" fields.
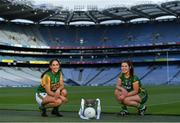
[
  {"xmin": 0, "ymin": 21, "xmax": 180, "ymax": 47},
  {"xmin": 0, "ymin": 0, "xmax": 179, "ymax": 87}
]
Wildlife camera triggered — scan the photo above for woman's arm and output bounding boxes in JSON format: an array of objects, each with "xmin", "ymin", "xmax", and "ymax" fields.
[
  {"xmin": 58, "ymin": 73, "xmax": 64, "ymax": 90},
  {"xmin": 42, "ymin": 74, "xmax": 55, "ymax": 97},
  {"xmin": 55, "ymin": 73, "xmax": 65, "ymax": 96},
  {"xmin": 115, "ymin": 78, "xmax": 128, "ymax": 99},
  {"xmin": 127, "ymin": 81, "xmax": 139, "ymax": 97},
  {"xmin": 115, "ymin": 78, "xmax": 122, "ymax": 90}
]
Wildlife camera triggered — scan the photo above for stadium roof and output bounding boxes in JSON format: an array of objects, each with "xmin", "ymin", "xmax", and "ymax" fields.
[{"xmin": 0, "ymin": 0, "xmax": 180, "ymax": 25}]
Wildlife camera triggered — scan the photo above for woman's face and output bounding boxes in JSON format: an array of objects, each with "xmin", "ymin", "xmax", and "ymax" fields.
[
  {"xmin": 50, "ymin": 60, "xmax": 60, "ymax": 73},
  {"xmin": 121, "ymin": 62, "xmax": 130, "ymax": 74}
]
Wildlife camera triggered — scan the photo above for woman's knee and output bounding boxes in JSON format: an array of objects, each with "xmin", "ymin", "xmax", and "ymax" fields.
[
  {"xmin": 114, "ymin": 89, "xmax": 121, "ymax": 97},
  {"xmin": 117, "ymin": 96, "xmax": 125, "ymax": 103},
  {"xmin": 60, "ymin": 96, "xmax": 68, "ymax": 103},
  {"xmin": 61, "ymin": 89, "xmax": 67, "ymax": 97},
  {"xmin": 123, "ymin": 97, "xmax": 130, "ymax": 105},
  {"xmin": 55, "ymin": 99, "xmax": 62, "ymax": 107},
  {"xmin": 63, "ymin": 98, "xmax": 68, "ymax": 104}
]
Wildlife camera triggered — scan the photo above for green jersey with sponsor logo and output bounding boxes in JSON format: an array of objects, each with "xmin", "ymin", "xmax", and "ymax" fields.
[
  {"xmin": 36, "ymin": 70, "xmax": 61, "ymax": 93},
  {"xmin": 119, "ymin": 73, "xmax": 142, "ymax": 92}
]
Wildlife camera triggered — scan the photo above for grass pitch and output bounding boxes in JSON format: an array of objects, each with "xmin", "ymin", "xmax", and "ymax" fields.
[{"xmin": 0, "ymin": 85, "xmax": 180, "ymax": 122}]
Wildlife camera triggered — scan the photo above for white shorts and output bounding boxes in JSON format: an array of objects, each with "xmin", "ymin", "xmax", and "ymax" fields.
[{"xmin": 35, "ymin": 92, "xmax": 47, "ymax": 106}]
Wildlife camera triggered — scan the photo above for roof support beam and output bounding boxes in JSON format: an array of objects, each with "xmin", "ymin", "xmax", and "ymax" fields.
[
  {"xmin": 0, "ymin": 8, "xmax": 32, "ymax": 16},
  {"xmin": 102, "ymin": 10, "xmax": 126, "ymax": 21},
  {"xmin": 131, "ymin": 8, "xmax": 151, "ymax": 19},
  {"xmin": 85, "ymin": 11, "xmax": 99, "ymax": 24},
  {"xmin": 159, "ymin": 6, "xmax": 178, "ymax": 16},
  {"xmin": 65, "ymin": 12, "xmax": 74, "ymax": 25},
  {"xmin": 38, "ymin": 11, "xmax": 60, "ymax": 22}
]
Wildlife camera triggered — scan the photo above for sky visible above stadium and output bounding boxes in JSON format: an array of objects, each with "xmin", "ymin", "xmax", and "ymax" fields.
[
  {"xmin": 32, "ymin": 0, "xmax": 174, "ymax": 9},
  {"xmin": 11, "ymin": 0, "xmax": 178, "ymax": 24}
]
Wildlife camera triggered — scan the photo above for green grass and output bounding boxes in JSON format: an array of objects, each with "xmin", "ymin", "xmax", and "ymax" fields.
[{"xmin": 0, "ymin": 85, "xmax": 180, "ymax": 122}]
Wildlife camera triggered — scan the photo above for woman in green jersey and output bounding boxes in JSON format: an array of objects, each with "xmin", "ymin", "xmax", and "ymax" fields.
[
  {"xmin": 35, "ymin": 59, "xmax": 68, "ymax": 117},
  {"xmin": 114, "ymin": 60, "xmax": 148, "ymax": 116}
]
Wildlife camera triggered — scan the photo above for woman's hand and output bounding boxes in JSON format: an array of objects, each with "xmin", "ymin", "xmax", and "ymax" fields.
[
  {"xmin": 119, "ymin": 94, "xmax": 125, "ymax": 100},
  {"xmin": 120, "ymin": 87, "xmax": 128, "ymax": 96},
  {"xmin": 119, "ymin": 87, "xmax": 128, "ymax": 100},
  {"xmin": 55, "ymin": 89, "xmax": 61, "ymax": 99}
]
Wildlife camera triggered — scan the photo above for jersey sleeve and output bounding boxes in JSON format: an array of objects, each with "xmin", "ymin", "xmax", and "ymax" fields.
[
  {"xmin": 118, "ymin": 73, "xmax": 123, "ymax": 80},
  {"xmin": 132, "ymin": 75, "xmax": 140, "ymax": 84},
  {"xmin": 60, "ymin": 72, "xmax": 63, "ymax": 81},
  {"xmin": 41, "ymin": 74, "xmax": 50, "ymax": 87}
]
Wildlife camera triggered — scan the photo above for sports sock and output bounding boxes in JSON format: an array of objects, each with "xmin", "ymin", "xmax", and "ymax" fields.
[
  {"xmin": 138, "ymin": 104, "xmax": 145, "ymax": 110},
  {"xmin": 121, "ymin": 105, "xmax": 128, "ymax": 111}
]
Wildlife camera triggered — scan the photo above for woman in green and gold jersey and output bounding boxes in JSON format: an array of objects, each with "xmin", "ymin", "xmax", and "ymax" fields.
[
  {"xmin": 114, "ymin": 60, "xmax": 148, "ymax": 116},
  {"xmin": 35, "ymin": 59, "xmax": 68, "ymax": 117}
]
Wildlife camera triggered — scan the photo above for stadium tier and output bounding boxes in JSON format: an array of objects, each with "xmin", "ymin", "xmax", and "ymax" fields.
[
  {"xmin": 0, "ymin": 21, "xmax": 180, "ymax": 47},
  {"xmin": 0, "ymin": 21, "xmax": 179, "ymax": 86},
  {"xmin": 0, "ymin": 1, "xmax": 180, "ymax": 86}
]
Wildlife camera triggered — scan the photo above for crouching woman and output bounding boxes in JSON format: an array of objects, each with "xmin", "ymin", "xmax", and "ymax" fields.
[
  {"xmin": 114, "ymin": 60, "xmax": 148, "ymax": 116},
  {"xmin": 35, "ymin": 59, "xmax": 68, "ymax": 117}
]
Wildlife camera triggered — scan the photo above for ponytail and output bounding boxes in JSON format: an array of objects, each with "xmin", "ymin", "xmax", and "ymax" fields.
[{"xmin": 41, "ymin": 68, "xmax": 50, "ymax": 78}]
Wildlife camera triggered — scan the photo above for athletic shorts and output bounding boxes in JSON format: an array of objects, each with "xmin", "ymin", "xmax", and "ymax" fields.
[
  {"xmin": 35, "ymin": 92, "xmax": 47, "ymax": 106},
  {"xmin": 138, "ymin": 89, "xmax": 148, "ymax": 104}
]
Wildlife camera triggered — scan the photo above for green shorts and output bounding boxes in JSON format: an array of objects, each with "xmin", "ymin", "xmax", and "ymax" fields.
[{"xmin": 138, "ymin": 89, "xmax": 148, "ymax": 104}]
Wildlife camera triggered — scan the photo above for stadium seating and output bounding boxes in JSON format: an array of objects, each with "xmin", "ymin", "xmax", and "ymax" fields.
[
  {"xmin": 0, "ymin": 65, "xmax": 179, "ymax": 87},
  {"xmin": 0, "ymin": 21, "xmax": 179, "ymax": 87},
  {"xmin": 0, "ymin": 21, "xmax": 180, "ymax": 47}
]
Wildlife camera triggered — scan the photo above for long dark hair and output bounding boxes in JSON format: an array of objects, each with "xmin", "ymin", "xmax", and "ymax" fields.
[
  {"xmin": 121, "ymin": 60, "xmax": 134, "ymax": 78},
  {"xmin": 41, "ymin": 59, "xmax": 61, "ymax": 78}
]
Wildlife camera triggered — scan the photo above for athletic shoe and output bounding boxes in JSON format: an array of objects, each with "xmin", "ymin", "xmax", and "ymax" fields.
[
  {"xmin": 39, "ymin": 106, "xmax": 48, "ymax": 117},
  {"xmin": 138, "ymin": 105, "xmax": 147, "ymax": 116},
  {"xmin": 117, "ymin": 110, "xmax": 129, "ymax": 116},
  {"xmin": 51, "ymin": 107, "xmax": 63, "ymax": 117}
]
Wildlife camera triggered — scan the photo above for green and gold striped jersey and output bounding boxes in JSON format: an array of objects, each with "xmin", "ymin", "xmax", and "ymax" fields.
[{"xmin": 36, "ymin": 70, "xmax": 62, "ymax": 93}]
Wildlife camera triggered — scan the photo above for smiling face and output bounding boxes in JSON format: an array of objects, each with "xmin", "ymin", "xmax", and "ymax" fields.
[
  {"xmin": 121, "ymin": 62, "xmax": 130, "ymax": 75},
  {"xmin": 50, "ymin": 60, "xmax": 60, "ymax": 74}
]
